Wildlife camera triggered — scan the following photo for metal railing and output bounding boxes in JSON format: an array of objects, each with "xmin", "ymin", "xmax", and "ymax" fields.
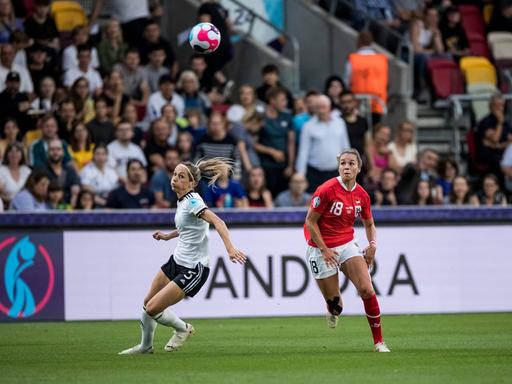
[
  {"xmin": 355, "ymin": 93, "xmax": 387, "ymax": 128},
  {"xmin": 449, "ymin": 93, "xmax": 512, "ymax": 164},
  {"xmin": 319, "ymin": 0, "xmax": 414, "ymax": 98},
  {"xmin": 223, "ymin": 0, "xmax": 301, "ymax": 92}
]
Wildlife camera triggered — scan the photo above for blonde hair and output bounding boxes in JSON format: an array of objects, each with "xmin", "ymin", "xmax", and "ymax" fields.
[
  {"xmin": 182, "ymin": 157, "xmax": 234, "ymax": 187},
  {"xmin": 102, "ymin": 19, "xmax": 124, "ymax": 45},
  {"xmin": 177, "ymin": 70, "xmax": 200, "ymax": 90},
  {"xmin": 337, "ymin": 148, "xmax": 363, "ymax": 169}
]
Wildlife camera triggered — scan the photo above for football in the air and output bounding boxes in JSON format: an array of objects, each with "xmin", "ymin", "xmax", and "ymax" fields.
[{"xmin": 189, "ymin": 22, "xmax": 221, "ymax": 54}]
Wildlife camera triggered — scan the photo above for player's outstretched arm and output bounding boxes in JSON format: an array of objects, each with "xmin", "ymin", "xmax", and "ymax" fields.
[
  {"xmin": 153, "ymin": 230, "xmax": 179, "ymax": 241},
  {"xmin": 199, "ymin": 209, "xmax": 247, "ymax": 264}
]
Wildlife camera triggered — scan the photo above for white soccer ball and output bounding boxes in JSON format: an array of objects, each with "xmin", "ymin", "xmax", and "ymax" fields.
[{"xmin": 189, "ymin": 22, "xmax": 221, "ymax": 54}]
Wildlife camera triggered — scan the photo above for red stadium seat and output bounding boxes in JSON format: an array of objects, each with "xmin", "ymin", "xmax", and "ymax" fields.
[
  {"xmin": 427, "ymin": 58, "xmax": 465, "ymax": 99},
  {"xmin": 458, "ymin": 5, "xmax": 486, "ymax": 40},
  {"xmin": 466, "ymin": 128, "xmax": 490, "ymax": 175},
  {"xmin": 467, "ymin": 33, "xmax": 491, "ymax": 59}
]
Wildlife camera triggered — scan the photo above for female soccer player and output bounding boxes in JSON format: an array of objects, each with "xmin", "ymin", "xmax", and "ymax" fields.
[
  {"xmin": 304, "ymin": 149, "xmax": 390, "ymax": 352},
  {"xmin": 119, "ymin": 158, "xmax": 247, "ymax": 354}
]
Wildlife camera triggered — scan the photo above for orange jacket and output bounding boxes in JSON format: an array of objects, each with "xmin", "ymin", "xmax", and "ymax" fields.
[{"xmin": 348, "ymin": 53, "xmax": 388, "ymax": 114}]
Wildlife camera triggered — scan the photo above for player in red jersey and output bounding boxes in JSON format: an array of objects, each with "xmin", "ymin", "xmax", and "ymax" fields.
[{"xmin": 304, "ymin": 148, "xmax": 390, "ymax": 352}]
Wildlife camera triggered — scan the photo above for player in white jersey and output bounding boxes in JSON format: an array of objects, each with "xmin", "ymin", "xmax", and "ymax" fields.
[{"xmin": 119, "ymin": 158, "xmax": 246, "ymax": 355}]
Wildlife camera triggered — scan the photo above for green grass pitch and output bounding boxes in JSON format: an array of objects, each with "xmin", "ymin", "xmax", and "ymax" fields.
[{"xmin": 1, "ymin": 313, "xmax": 511, "ymax": 384}]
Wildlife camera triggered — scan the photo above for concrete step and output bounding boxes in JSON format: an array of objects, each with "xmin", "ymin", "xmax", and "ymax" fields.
[
  {"xmin": 417, "ymin": 104, "xmax": 446, "ymax": 117},
  {"xmin": 417, "ymin": 143, "xmax": 452, "ymax": 154},
  {"xmin": 416, "ymin": 116, "xmax": 447, "ymax": 129}
]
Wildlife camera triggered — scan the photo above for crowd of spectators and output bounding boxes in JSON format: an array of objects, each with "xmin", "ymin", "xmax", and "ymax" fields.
[
  {"xmin": 0, "ymin": 0, "xmax": 510, "ymax": 213},
  {"xmin": 320, "ymin": 0, "xmax": 512, "ymax": 104}
]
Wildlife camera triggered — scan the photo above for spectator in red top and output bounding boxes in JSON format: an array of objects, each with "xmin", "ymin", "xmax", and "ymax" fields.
[{"xmin": 304, "ymin": 148, "xmax": 390, "ymax": 352}]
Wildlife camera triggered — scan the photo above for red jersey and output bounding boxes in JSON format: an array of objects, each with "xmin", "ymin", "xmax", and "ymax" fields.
[{"xmin": 304, "ymin": 177, "xmax": 372, "ymax": 248}]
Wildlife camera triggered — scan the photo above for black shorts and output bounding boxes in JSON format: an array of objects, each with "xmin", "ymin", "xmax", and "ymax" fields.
[{"xmin": 161, "ymin": 255, "xmax": 210, "ymax": 297}]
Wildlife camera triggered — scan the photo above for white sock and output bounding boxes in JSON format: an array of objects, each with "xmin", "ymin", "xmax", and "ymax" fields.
[
  {"xmin": 140, "ymin": 308, "xmax": 157, "ymax": 348},
  {"xmin": 152, "ymin": 308, "xmax": 187, "ymax": 332}
]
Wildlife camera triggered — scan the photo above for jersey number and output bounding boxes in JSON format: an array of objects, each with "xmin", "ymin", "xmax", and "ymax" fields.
[
  {"xmin": 330, "ymin": 202, "xmax": 343, "ymax": 216},
  {"xmin": 310, "ymin": 260, "xmax": 319, "ymax": 274}
]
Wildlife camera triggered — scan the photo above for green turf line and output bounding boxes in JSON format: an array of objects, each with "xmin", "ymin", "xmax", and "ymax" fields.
[{"xmin": 1, "ymin": 313, "xmax": 511, "ymax": 384}]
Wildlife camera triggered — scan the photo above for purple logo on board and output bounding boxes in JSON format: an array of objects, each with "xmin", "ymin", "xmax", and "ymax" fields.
[{"xmin": 0, "ymin": 233, "xmax": 64, "ymax": 321}]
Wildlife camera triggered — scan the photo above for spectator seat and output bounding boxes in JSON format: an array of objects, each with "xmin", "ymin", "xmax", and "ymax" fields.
[
  {"xmin": 427, "ymin": 58, "xmax": 465, "ymax": 99},
  {"xmin": 51, "ymin": 1, "xmax": 87, "ymax": 32},
  {"xmin": 467, "ymin": 33, "xmax": 491, "ymax": 58},
  {"xmin": 458, "ymin": 5, "xmax": 486, "ymax": 40},
  {"xmin": 465, "ymin": 128, "xmax": 490, "ymax": 175},
  {"xmin": 487, "ymin": 32, "xmax": 512, "ymax": 60},
  {"xmin": 460, "ymin": 56, "xmax": 497, "ymax": 86}
]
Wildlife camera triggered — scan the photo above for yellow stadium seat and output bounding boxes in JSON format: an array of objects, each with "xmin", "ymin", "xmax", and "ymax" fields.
[
  {"xmin": 483, "ymin": 3, "xmax": 493, "ymax": 25},
  {"xmin": 488, "ymin": 32, "xmax": 512, "ymax": 60},
  {"xmin": 51, "ymin": 1, "xmax": 88, "ymax": 32},
  {"xmin": 23, "ymin": 129, "xmax": 42, "ymax": 148},
  {"xmin": 460, "ymin": 56, "xmax": 497, "ymax": 86}
]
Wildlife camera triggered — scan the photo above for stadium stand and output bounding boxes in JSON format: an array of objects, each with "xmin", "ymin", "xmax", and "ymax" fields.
[{"xmin": 0, "ymin": 0, "xmax": 510, "ymax": 213}]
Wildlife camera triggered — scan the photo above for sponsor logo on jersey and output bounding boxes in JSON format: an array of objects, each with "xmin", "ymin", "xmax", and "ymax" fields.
[
  {"xmin": 189, "ymin": 198, "xmax": 198, "ymax": 207},
  {"xmin": 312, "ymin": 196, "xmax": 321, "ymax": 208},
  {"xmin": 355, "ymin": 205, "xmax": 362, "ymax": 217}
]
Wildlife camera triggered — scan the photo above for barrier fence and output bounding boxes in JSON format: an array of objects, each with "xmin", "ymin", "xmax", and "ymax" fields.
[{"xmin": 0, "ymin": 208, "xmax": 511, "ymax": 322}]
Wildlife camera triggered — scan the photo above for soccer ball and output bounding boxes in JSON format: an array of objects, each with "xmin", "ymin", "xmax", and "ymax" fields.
[{"xmin": 189, "ymin": 22, "xmax": 221, "ymax": 54}]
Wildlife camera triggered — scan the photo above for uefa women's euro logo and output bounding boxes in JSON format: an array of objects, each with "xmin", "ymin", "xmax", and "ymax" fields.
[{"xmin": 0, "ymin": 235, "xmax": 62, "ymax": 320}]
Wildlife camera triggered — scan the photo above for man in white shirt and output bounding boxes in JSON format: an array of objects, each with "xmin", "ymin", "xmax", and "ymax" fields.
[
  {"xmin": 80, "ymin": 144, "xmax": 119, "ymax": 206},
  {"xmin": 107, "ymin": 121, "xmax": 147, "ymax": 180},
  {"xmin": 142, "ymin": 44, "xmax": 169, "ymax": 93},
  {"xmin": 146, "ymin": 74, "xmax": 185, "ymax": 122},
  {"xmin": 62, "ymin": 26, "xmax": 100, "ymax": 72},
  {"xmin": 296, "ymin": 95, "xmax": 351, "ymax": 192},
  {"xmin": 63, "ymin": 44, "xmax": 103, "ymax": 97},
  {"xmin": 113, "ymin": 49, "xmax": 149, "ymax": 105},
  {"xmin": 0, "ymin": 43, "xmax": 33, "ymax": 94}
]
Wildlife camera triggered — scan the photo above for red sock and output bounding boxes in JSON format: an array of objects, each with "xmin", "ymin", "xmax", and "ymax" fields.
[{"xmin": 363, "ymin": 294, "xmax": 383, "ymax": 344}]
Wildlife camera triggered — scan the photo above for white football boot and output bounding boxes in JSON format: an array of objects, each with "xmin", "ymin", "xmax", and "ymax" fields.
[
  {"xmin": 164, "ymin": 323, "xmax": 195, "ymax": 352},
  {"xmin": 326, "ymin": 313, "xmax": 339, "ymax": 329},
  {"xmin": 374, "ymin": 341, "xmax": 391, "ymax": 352},
  {"xmin": 118, "ymin": 344, "xmax": 154, "ymax": 355}
]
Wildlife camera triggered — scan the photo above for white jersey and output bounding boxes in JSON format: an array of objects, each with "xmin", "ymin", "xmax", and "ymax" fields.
[{"xmin": 173, "ymin": 192, "xmax": 210, "ymax": 268}]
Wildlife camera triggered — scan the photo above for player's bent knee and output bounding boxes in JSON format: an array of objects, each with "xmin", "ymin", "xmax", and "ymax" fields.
[
  {"xmin": 358, "ymin": 286, "xmax": 374, "ymax": 299},
  {"xmin": 144, "ymin": 301, "xmax": 160, "ymax": 317}
]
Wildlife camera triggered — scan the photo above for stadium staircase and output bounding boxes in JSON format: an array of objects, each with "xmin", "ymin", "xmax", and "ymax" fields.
[{"xmin": 416, "ymin": 105, "xmax": 453, "ymax": 156}]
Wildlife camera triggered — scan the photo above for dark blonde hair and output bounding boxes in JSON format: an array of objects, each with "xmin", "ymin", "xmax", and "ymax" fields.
[
  {"xmin": 337, "ymin": 148, "xmax": 363, "ymax": 169},
  {"xmin": 182, "ymin": 157, "xmax": 234, "ymax": 187}
]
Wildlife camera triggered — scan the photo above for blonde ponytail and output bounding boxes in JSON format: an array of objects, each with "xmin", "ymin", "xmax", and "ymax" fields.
[{"xmin": 182, "ymin": 157, "xmax": 234, "ymax": 187}]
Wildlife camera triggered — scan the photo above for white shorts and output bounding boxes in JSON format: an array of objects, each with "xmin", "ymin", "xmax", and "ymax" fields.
[{"xmin": 306, "ymin": 239, "xmax": 364, "ymax": 280}]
